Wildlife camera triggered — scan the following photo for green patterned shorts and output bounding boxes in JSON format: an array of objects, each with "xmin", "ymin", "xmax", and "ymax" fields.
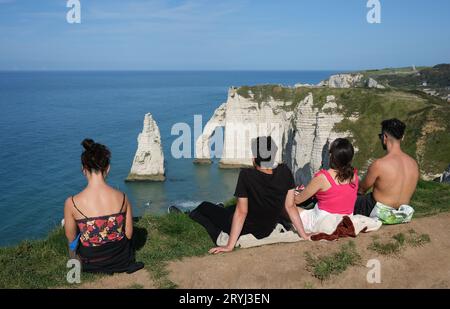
[{"xmin": 370, "ymin": 203, "xmax": 415, "ymax": 225}]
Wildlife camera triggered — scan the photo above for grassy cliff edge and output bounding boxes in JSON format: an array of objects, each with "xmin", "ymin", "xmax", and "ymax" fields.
[{"xmin": 0, "ymin": 181, "xmax": 448, "ymax": 289}]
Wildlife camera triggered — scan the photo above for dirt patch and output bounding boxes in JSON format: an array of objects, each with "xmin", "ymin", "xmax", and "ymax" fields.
[
  {"xmin": 78, "ymin": 269, "xmax": 155, "ymax": 289},
  {"xmin": 167, "ymin": 213, "xmax": 450, "ymax": 289}
]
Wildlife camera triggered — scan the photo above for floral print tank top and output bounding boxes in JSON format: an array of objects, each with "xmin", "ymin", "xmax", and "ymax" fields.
[{"xmin": 72, "ymin": 194, "xmax": 126, "ymax": 247}]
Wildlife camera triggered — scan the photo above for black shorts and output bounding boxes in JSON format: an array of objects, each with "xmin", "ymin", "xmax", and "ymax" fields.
[{"xmin": 354, "ymin": 193, "xmax": 377, "ymax": 217}]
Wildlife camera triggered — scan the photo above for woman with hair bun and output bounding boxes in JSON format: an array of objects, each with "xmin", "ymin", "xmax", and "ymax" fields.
[
  {"xmin": 63, "ymin": 139, "xmax": 144, "ymax": 274},
  {"xmin": 294, "ymin": 138, "xmax": 359, "ymax": 233}
]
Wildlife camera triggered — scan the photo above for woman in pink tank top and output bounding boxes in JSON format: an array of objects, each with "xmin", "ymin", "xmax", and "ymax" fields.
[
  {"xmin": 294, "ymin": 138, "xmax": 359, "ymax": 222},
  {"xmin": 314, "ymin": 168, "xmax": 358, "ymax": 215}
]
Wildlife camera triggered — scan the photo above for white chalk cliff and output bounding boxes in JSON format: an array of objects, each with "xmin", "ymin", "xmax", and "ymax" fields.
[
  {"xmin": 367, "ymin": 77, "xmax": 386, "ymax": 89},
  {"xmin": 317, "ymin": 73, "xmax": 386, "ymax": 89},
  {"xmin": 194, "ymin": 103, "xmax": 227, "ymax": 164},
  {"xmin": 195, "ymin": 88, "xmax": 350, "ymax": 184},
  {"xmin": 289, "ymin": 94, "xmax": 346, "ymax": 184},
  {"xmin": 126, "ymin": 113, "xmax": 165, "ymax": 182},
  {"xmin": 318, "ymin": 73, "xmax": 364, "ymax": 88}
]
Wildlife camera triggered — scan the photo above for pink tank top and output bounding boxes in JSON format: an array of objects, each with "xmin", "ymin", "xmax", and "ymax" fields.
[{"xmin": 315, "ymin": 169, "xmax": 359, "ymax": 215}]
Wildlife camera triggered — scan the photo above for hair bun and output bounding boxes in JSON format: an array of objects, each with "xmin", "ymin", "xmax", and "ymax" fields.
[
  {"xmin": 80, "ymin": 138, "xmax": 111, "ymax": 174},
  {"xmin": 82, "ymin": 138, "xmax": 95, "ymax": 151}
]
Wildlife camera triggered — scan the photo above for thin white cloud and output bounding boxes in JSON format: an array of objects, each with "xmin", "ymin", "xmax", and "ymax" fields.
[
  {"xmin": 87, "ymin": 0, "xmax": 241, "ymax": 23},
  {"xmin": 8, "ymin": 0, "xmax": 244, "ymax": 36},
  {"xmin": 59, "ymin": 0, "xmax": 246, "ymax": 36}
]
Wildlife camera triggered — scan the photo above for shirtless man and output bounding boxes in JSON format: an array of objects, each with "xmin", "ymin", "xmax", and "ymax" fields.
[{"xmin": 354, "ymin": 119, "xmax": 419, "ymax": 216}]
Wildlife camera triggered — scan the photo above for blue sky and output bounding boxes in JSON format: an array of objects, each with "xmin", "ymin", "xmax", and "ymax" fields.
[{"xmin": 0, "ymin": 0, "xmax": 449, "ymax": 70}]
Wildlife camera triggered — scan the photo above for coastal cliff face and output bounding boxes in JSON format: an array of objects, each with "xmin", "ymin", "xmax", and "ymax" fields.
[
  {"xmin": 194, "ymin": 103, "xmax": 227, "ymax": 164},
  {"xmin": 318, "ymin": 73, "xmax": 385, "ymax": 89},
  {"xmin": 195, "ymin": 88, "xmax": 349, "ymax": 184},
  {"xmin": 219, "ymin": 88, "xmax": 294, "ymax": 168},
  {"xmin": 318, "ymin": 73, "xmax": 364, "ymax": 88},
  {"xmin": 126, "ymin": 113, "xmax": 165, "ymax": 182},
  {"xmin": 289, "ymin": 94, "xmax": 347, "ymax": 184},
  {"xmin": 196, "ymin": 88, "xmax": 293, "ymax": 168},
  {"xmin": 196, "ymin": 80, "xmax": 450, "ymax": 182}
]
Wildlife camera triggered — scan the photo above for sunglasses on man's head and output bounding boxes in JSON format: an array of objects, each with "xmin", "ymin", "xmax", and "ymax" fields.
[{"xmin": 378, "ymin": 133, "xmax": 385, "ymax": 140}]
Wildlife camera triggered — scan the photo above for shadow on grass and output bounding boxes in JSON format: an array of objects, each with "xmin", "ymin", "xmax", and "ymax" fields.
[{"xmin": 131, "ymin": 220, "xmax": 149, "ymax": 251}]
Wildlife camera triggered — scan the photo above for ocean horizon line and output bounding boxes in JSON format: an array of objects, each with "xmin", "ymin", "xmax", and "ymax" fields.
[
  {"xmin": 0, "ymin": 69, "xmax": 346, "ymax": 73},
  {"xmin": 0, "ymin": 65, "xmax": 432, "ymax": 74}
]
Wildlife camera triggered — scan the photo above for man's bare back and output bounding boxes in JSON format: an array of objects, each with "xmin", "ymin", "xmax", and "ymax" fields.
[
  {"xmin": 354, "ymin": 118, "xmax": 420, "ymax": 217},
  {"xmin": 371, "ymin": 151, "xmax": 419, "ymax": 208}
]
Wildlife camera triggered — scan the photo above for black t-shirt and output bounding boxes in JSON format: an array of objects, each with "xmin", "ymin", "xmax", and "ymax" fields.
[{"xmin": 234, "ymin": 164, "xmax": 296, "ymax": 239}]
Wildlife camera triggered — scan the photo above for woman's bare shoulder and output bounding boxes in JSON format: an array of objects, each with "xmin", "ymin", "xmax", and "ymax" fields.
[
  {"xmin": 64, "ymin": 196, "xmax": 73, "ymax": 208},
  {"xmin": 312, "ymin": 172, "xmax": 328, "ymax": 186},
  {"xmin": 107, "ymin": 186, "xmax": 127, "ymax": 205}
]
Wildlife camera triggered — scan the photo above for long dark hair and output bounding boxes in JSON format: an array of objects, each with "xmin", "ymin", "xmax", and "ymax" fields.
[
  {"xmin": 81, "ymin": 138, "xmax": 111, "ymax": 175},
  {"xmin": 329, "ymin": 138, "xmax": 355, "ymax": 183}
]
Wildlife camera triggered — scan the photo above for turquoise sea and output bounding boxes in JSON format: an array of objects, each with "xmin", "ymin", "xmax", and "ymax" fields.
[{"xmin": 0, "ymin": 71, "xmax": 336, "ymax": 246}]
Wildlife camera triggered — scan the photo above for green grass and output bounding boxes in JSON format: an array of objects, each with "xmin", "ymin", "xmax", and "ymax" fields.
[
  {"xmin": 305, "ymin": 241, "xmax": 361, "ymax": 281},
  {"xmin": 236, "ymin": 84, "xmax": 339, "ymax": 111},
  {"xmin": 412, "ymin": 180, "xmax": 450, "ymax": 218},
  {"xmin": 0, "ymin": 228, "xmax": 99, "ymax": 288},
  {"xmin": 133, "ymin": 213, "xmax": 213, "ymax": 288},
  {"xmin": 405, "ymin": 229, "xmax": 431, "ymax": 247},
  {"xmin": 360, "ymin": 66, "xmax": 428, "ymax": 77},
  {"xmin": 368, "ymin": 234, "xmax": 404, "ymax": 255},
  {"xmin": 368, "ymin": 230, "xmax": 431, "ymax": 256}
]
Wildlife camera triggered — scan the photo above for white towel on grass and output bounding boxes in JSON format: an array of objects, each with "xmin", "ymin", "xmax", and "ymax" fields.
[{"xmin": 216, "ymin": 224, "xmax": 303, "ymax": 249}]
